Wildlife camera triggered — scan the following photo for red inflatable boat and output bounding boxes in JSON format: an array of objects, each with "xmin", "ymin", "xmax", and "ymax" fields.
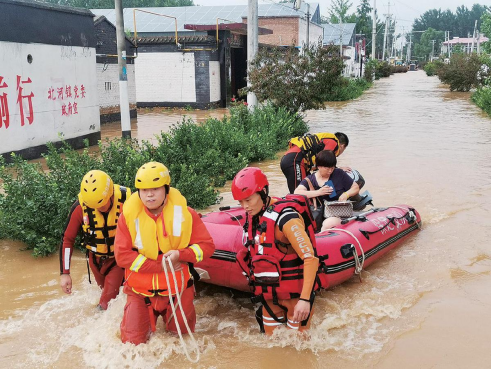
[{"xmin": 196, "ymin": 205, "xmax": 421, "ymax": 292}]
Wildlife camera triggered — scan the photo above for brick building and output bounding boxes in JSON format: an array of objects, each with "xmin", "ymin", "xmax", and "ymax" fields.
[{"xmin": 92, "ymin": 3, "xmax": 321, "ymax": 108}]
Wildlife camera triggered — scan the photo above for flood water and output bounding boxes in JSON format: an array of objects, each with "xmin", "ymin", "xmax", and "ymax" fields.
[{"xmin": 0, "ymin": 71, "xmax": 490, "ymax": 368}]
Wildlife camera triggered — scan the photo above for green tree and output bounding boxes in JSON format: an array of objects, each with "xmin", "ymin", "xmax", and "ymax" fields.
[
  {"xmin": 437, "ymin": 53, "xmax": 490, "ymax": 91},
  {"xmin": 480, "ymin": 11, "xmax": 491, "ymax": 54},
  {"xmin": 328, "ymin": 0, "xmax": 355, "ymax": 23},
  {"xmin": 41, "ymin": 0, "xmax": 194, "ymax": 9},
  {"xmin": 356, "ymin": 0, "xmax": 373, "ymax": 55},
  {"xmin": 246, "ymin": 43, "xmax": 345, "ymax": 113},
  {"xmin": 412, "ymin": 4, "xmax": 489, "ymax": 42},
  {"xmin": 413, "ymin": 28, "xmax": 445, "ymax": 60}
]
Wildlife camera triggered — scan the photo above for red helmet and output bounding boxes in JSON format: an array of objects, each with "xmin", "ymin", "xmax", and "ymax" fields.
[{"xmin": 231, "ymin": 167, "xmax": 269, "ymax": 201}]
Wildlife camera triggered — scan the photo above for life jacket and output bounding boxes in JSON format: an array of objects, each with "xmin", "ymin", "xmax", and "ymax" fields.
[
  {"xmin": 79, "ymin": 185, "xmax": 129, "ymax": 257},
  {"xmin": 122, "ymin": 188, "xmax": 193, "ymax": 297},
  {"xmin": 289, "ymin": 133, "xmax": 340, "ymax": 169},
  {"xmin": 237, "ymin": 195, "xmax": 325, "ymax": 303}
]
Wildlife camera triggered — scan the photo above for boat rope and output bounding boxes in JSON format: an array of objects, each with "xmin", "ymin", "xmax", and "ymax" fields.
[
  {"xmin": 331, "ymin": 228, "xmax": 365, "ymax": 279},
  {"xmin": 387, "ymin": 206, "xmax": 423, "ymax": 230},
  {"xmin": 221, "ymin": 210, "xmax": 244, "ymax": 227},
  {"xmin": 165, "ymin": 268, "xmax": 185, "ymax": 326},
  {"xmin": 162, "ymin": 257, "xmax": 200, "ymax": 363}
]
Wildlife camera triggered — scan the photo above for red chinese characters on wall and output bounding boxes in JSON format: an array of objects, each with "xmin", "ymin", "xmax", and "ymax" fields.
[
  {"xmin": 17, "ymin": 76, "xmax": 35, "ymax": 126},
  {"xmin": 0, "ymin": 77, "xmax": 9, "ymax": 129},
  {"xmin": 47, "ymin": 83, "xmax": 86, "ymax": 117},
  {"xmin": 0, "ymin": 75, "xmax": 35, "ymax": 129}
]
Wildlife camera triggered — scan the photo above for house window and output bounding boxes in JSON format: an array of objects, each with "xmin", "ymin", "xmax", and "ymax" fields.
[{"xmin": 105, "ymin": 82, "xmax": 112, "ymax": 91}]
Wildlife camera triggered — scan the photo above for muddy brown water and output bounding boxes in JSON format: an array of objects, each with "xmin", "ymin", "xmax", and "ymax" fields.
[{"xmin": 0, "ymin": 71, "xmax": 490, "ymax": 368}]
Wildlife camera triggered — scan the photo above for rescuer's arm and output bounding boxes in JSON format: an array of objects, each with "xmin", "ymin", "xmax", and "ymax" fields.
[
  {"xmin": 59, "ymin": 201, "xmax": 83, "ymax": 294},
  {"xmin": 163, "ymin": 208, "xmax": 215, "ymax": 269},
  {"xmin": 280, "ymin": 216, "xmax": 319, "ymax": 322},
  {"xmin": 114, "ymin": 213, "xmax": 163, "ymax": 273}
]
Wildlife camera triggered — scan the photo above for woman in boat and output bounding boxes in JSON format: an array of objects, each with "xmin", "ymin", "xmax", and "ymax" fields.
[{"xmin": 294, "ymin": 150, "xmax": 359, "ymax": 231}]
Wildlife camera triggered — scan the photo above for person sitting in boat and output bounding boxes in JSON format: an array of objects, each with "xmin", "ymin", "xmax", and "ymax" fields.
[
  {"xmin": 294, "ymin": 150, "xmax": 360, "ymax": 232},
  {"xmin": 232, "ymin": 167, "xmax": 320, "ymax": 335},
  {"xmin": 280, "ymin": 132, "xmax": 350, "ymax": 194},
  {"xmin": 59, "ymin": 170, "xmax": 130, "ymax": 310},
  {"xmin": 114, "ymin": 162, "xmax": 215, "ymax": 345}
]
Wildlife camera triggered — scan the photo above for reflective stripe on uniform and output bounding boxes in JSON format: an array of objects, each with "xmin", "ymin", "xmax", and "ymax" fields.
[
  {"xmin": 130, "ymin": 254, "xmax": 146, "ymax": 272},
  {"xmin": 173, "ymin": 205, "xmax": 183, "ymax": 236},
  {"xmin": 254, "ymin": 272, "xmax": 280, "ymax": 278},
  {"xmin": 189, "ymin": 244, "xmax": 203, "ymax": 263}
]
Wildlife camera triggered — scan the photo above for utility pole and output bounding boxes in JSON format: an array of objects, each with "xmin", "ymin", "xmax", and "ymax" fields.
[
  {"xmin": 401, "ymin": 27, "xmax": 405, "ymax": 59},
  {"xmin": 471, "ymin": 20, "xmax": 477, "ymax": 53},
  {"xmin": 407, "ymin": 33, "xmax": 412, "ymax": 63},
  {"xmin": 382, "ymin": 1, "xmax": 390, "ymax": 61},
  {"xmin": 371, "ymin": 0, "xmax": 376, "ymax": 59},
  {"xmin": 339, "ymin": 17, "xmax": 343, "ymax": 57},
  {"xmin": 247, "ymin": 0, "xmax": 258, "ymax": 109},
  {"xmin": 115, "ymin": 0, "xmax": 131, "ymax": 138},
  {"xmin": 447, "ymin": 31, "xmax": 451, "ymax": 58},
  {"xmin": 430, "ymin": 39, "xmax": 436, "ymax": 61},
  {"xmin": 306, "ymin": 3, "xmax": 310, "ymax": 48}
]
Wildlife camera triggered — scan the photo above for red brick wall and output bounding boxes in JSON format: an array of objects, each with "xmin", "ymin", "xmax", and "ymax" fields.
[{"xmin": 243, "ymin": 17, "xmax": 300, "ymax": 46}]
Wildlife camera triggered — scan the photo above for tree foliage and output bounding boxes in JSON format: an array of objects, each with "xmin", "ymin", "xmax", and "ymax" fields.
[
  {"xmin": 328, "ymin": 0, "xmax": 355, "ymax": 23},
  {"xmin": 40, "ymin": 0, "xmax": 194, "ymax": 9},
  {"xmin": 413, "ymin": 28, "xmax": 445, "ymax": 60},
  {"xmin": 437, "ymin": 53, "xmax": 490, "ymax": 91},
  {"xmin": 480, "ymin": 11, "xmax": 491, "ymax": 54},
  {"xmin": 412, "ymin": 4, "xmax": 490, "ymax": 42},
  {"xmin": 246, "ymin": 43, "xmax": 345, "ymax": 113}
]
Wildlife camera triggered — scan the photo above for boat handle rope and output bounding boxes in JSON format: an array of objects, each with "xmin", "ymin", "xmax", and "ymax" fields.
[
  {"xmin": 388, "ymin": 206, "xmax": 423, "ymax": 230},
  {"xmin": 331, "ymin": 228, "xmax": 365, "ymax": 280},
  {"xmin": 163, "ymin": 257, "xmax": 200, "ymax": 363}
]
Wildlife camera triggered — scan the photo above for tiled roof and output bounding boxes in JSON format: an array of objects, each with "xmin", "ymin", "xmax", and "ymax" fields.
[
  {"xmin": 322, "ymin": 23, "xmax": 355, "ymax": 46},
  {"xmin": 91, "ymin": 3, "xmax": 320, "ymax": 34}
]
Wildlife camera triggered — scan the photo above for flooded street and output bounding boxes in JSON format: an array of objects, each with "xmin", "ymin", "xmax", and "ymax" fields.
[{"xmin": 0, "ymin": 71, "xmax": 490, "ymax": 368}]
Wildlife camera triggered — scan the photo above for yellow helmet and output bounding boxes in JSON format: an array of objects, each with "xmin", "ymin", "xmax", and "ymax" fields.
[
  {"xmin": 79, "ymin": 170, "xmax": 114, "ymax": 209},
  {"xmin": 135, "ymin": 162, "xmax": 170, "ymax": 189}
]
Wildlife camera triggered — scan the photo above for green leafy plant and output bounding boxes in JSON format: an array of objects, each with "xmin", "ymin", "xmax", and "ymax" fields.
[
  {"xmin": 437, "ymin": 53, "xmax": 490, "ymax": 91},
  {"xmin": 0, "ymin": 104, "xmax": 307, "ymax": 256},
  {"xmin": 246, "ymin": 42, "xmax": 345, "ymax": 113}
]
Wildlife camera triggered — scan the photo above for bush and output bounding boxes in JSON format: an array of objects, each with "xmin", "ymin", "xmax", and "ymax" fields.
[
  {"xmin": 391, "ymin": 65, "xmax": 408, "ymax": 73},
  {"xmin": 424, "ymin": 60, "xmax": 444, "ymax": 76},
  {"xmin": 437, "ymin": 53, "xmax": 490, "ymax": 91},
  {"xmin": 364, "ymin": 59, "xmax": 392, "ymax": 81},
  {"xmin": 322, "ymin": 78, "xmax": 372, "ymax": 101},
  {"xmin": 0, "ymin": 104, "xmax": 308, "ymax": 256},
  {"xmin": 471, "ymin": 86, "xmax": 491, "ymax": 115},
  {"xmin": 246, "ymin": 42, "xmax": 345, "ymax": 113}
]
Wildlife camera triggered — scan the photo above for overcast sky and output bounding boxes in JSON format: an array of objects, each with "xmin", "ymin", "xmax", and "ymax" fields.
[{"xmin": 194, "ymin": 0, "xmax": 489, "ymax": 32}]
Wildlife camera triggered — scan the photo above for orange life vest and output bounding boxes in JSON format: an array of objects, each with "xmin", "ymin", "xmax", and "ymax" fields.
[{"xmin": 123, "ymin": 188, "xmax": 193, "ymax": 297}]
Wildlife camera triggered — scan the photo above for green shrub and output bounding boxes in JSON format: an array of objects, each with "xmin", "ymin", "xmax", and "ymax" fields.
[
  {"xmin": 437, "ymin": 53, "xmax": 490, "ymax": 91},
  {"xmin": 0, "ymin": 104, "xmax": 308, "ymax": 256},
  {"xmin": 471, "ymin": 86, "xmax": 491, "ymax": 115},
  {"xmin": 424, "ymin": 60, "xmax": 444, "ymax": 76},
  {"xmin": 391, "ymin": 65, "xmax": 408, "ymax": 73},
  {"xmin": 322, "ymin": 78, "xmax": 372, "ymax": 101}
]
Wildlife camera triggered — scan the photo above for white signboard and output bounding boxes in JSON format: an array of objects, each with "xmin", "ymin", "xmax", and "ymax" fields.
[{"xmin": 0, "ymin": 41, "xmax": 99, "ymax": 154}]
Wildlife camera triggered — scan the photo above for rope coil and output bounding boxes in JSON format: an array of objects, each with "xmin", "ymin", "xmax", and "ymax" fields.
[{"xmin": 162, "ymin": 257, "xmax": 200, "ymax": 363}]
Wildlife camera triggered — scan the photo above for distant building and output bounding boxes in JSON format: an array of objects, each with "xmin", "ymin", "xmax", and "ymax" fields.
[
  {"xmin": 322, "ymin": 23, "xmax": 362, "ymax": 77},
  {"xmin": 441, "ymin": 35, "xmax": 489, "ymax": 55},
  {"xmin": 0, "ymin": 0, "xmax": 99, "ymax": 161},
  {"xmin": 94, "ymin": 16, "xmax": 137, "ymax": 123},
  {"xmin": 92, "ymin": 3, "xmax": 322, "ymax": 108}
]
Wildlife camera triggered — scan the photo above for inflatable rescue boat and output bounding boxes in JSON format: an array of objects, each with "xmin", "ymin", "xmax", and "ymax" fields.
[{"xmin": 196, "ymin": 205, "xmax": 421, "ymax": 291}]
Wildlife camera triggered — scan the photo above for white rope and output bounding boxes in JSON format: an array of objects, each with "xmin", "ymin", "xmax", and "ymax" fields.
[
  {"xmin": 387, "ymin": 206, "xmax": 423, "ymax": 230},
  {"xmin": 162, "ymin": 258, "xmax": 200, "ymax": 363},
  {"xmin": 331, "ymin": 228, "xmax": 365, "ymax": 277}
]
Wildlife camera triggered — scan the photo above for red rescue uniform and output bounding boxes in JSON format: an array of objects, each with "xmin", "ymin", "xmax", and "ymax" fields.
[{"xmin": 114, "ymin": 198, "xmax": 214, "ymax": 345}]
